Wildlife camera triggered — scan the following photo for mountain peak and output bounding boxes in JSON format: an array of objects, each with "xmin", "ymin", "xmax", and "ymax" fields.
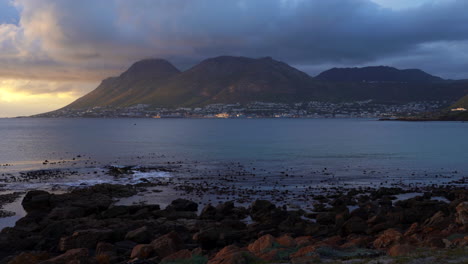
[{"xmin": 122, "ymin": 58, "xmax": 180, "ymax": 79}]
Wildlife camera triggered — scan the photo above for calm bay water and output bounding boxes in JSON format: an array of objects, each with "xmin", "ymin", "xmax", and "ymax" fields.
[
  {"xmin": 0, "ymin": 117, "xmax": 467, "ymax": 229},
  {"xmin": 1, "ymin": 118, "xmax": 468, "ymax": 173}
]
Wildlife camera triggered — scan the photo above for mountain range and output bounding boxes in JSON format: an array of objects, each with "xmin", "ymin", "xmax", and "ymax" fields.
[{"xmin": 57, "ymin": 56, "xmax": 468, "ymax": 111}]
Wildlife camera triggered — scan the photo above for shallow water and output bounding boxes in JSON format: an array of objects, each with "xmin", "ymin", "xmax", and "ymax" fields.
[
  {"xmin": 0, "ymin": 117, "xmax": 467, "ymax": 229},
  {"xmin": 1, "ymin": 118, "xmax": 468, "ymax": 170}
]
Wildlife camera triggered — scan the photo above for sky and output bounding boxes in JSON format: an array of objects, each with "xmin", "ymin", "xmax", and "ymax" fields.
[{"xmin": 0, "ymin": 0, "xmax": 467, "ymax": 117}]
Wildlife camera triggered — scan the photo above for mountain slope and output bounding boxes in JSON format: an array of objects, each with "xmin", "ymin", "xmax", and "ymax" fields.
[
  {"xmin": 56, "ymin": 57, "xmax": 468, "ymax": 112},
  {"xmin": 138, "ymin": 56, "xmax": 318, "ymax": 106},
  {"xmin": 315, "ymin": 66, "xmax": 445, "ymax": 83},
  {"xmin": 66, "ymin": 59, "xmax": 181, "ymax": 109}
]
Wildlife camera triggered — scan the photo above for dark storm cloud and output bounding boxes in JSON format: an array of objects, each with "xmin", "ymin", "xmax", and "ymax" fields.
[{"xmin": 1, "ymin": 0, "xmax": 468, "ymax": 82}]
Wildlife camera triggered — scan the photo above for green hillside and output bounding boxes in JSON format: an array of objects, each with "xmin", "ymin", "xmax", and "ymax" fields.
[{"xmin": 58, "ymin": 56, "xmax": 468, "ymax": 111}]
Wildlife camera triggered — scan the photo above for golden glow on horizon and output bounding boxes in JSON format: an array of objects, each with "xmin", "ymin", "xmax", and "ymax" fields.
[
  {"xmin": 0, "ymin": 78, "xmax": 97, "ymax": 117},
  {"xmin": 0, "ymin": 79, "xmax": 75, "ymax": 102}
]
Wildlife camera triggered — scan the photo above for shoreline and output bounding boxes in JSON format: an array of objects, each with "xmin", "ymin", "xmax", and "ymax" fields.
[{"xmin": 0, "ymin": 182, "xmax": 465, "ymax": 263}]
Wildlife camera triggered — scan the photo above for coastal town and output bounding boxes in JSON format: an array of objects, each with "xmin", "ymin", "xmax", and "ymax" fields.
[{"xmin": 35, "ymin": 100, "xmax": 451, "ymax": 118}]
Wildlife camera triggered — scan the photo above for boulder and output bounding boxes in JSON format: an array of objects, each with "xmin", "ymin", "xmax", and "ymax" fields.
[
  {"xmin": 48, "ymin": 207, "xmax": 86, "ymax": 220},
  {"xmin": 101, "ymin": 206, "xmax": 130, "ymax": 218},
  {"xmin": 39, "ymin": 248, "xmax": 90, "ymax": 264},
  {"xmin": 276, "ymin": 234, "xmax": 296, "ymax": 248},
  {"xmin": 247, "ymin": 234, "xmax": 276, "ymax": 253},
  {"xmin": 316, "ymin": 212, "xmax": 336, "ymax": 225},
  {"xmin": 341, "ymin": 216, "xmax": 368, "ymax": 235},
  {"xmin": 22, "ymin": 191, "xmax": 52, "ymax": 213},
  {"xmin": 294, "ymin": 236, "xmax": 316, "ymax": 247},
  {"xmin": 161, "ymin": 249, "xmax": 192, "ymax": 262},
  {"xmin": 130, "ymin": 244, "xmax": 154, "ymax": 259},
  {"xmin": 423, "ymin": 211, "xmax": 450, "ymax": 230},
  {"xmin": 7, "ymin": 251, "xmax": 50, "ymax": 264},
  {"xmin": 387, "ymin": 244, "xmax": 415, "ymax": 257},
  {"xmin": 125, "ymin": 226, "xmax": 151, "ymax": 243},
  {"xmin": 455, "ymin": 202, "xmax": 468, "ymax": 229},
  {"xmin": 208, "ymin": 245, "xmax": 257, "ymax": 264},
  {"xmin": 150, "ymin": 232, "xmax": 183, "ymax": 258},
  {"xmin": 290, "ymin": 245, "xmax": 319, "ymax": 264},
  {"xmin": 166, "ymin": 199, "xmax": 198, "ymax": 212},
  {"xmin": 373, "ymin": 229, "xmax": 402, "ymax": 249},
  {"xmin": 59, "ymin": 229, "xmax": 114, "ymax": 251},
  {"xmin": 95, "ymin": 242, "xmax": 115, "ymax": 256},
  {"xmin": 249, "ymin": 200, "xmax": 277, "ymax": 222},
  {"xmin": 199, "ymin": 205, "xmax": 217, "ymax": 220},
  {"xmin": 193, "ymin": 227, "xmax": 221, "ymax": 249}
]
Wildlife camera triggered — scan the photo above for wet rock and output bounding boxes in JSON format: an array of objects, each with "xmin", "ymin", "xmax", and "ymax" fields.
[
  {"xmin": 215, "ymin": 201, "xmax": 235, "ymax": 215},
  {"xmin": 247, "ymin": 234, "xmax": 275, "ymax": 253},
  {"xmin": 7, "ymin": 251, "xmax": 50, "ymax": 264},
  {"xmin": 96, "ymin": 242, "xmax": 115, "ymax": 256},
  {"xmin": 373, "ymin": 229, "xmax": 403, "ymax": 249},
  {"xmin": 48, "ymin": 207, "xmax": 86, "ymax": 220},
  {"xmin": 165, "ymin": 211, "xmax": 197, "ymax": 220},
  {"xmin": 276, "ymin": 234, "xmax": 296, "ymax": 248},
  {"xmin": 316, "ymin": 212, "xmax": 336, "ymax": 225},
  {"xmin": 199, "ymin": 205, "xmax": 217, "ymax": 220},
  {"xmin": 341, "ymin": 216, "xmax": 367, "ymax": 235},
  {"xmin": 131, "ymin": 244, "xmax": 154, "ymax": 259},
  {"xmin": 387, "ymin": 244, "xmax": 416, "ymax": 257},
  {"xmin": 423, "ymin": 211, "xmax": 451, "ymax": 230},
  {"xmin": 294, "ymin": 236, "xmax": 316, "ymax": 247},
  {"xmin": 22, "ymin": 191, "xmax": 52, "ymax": 213},
  {"xmin": 125, "ymin": 226, "xmax": 151, "ymax": 244},
  {"xmin": 208, "ymin": 245, "xmax": 257, "ymax": 264},
  {"xmin": 290, "ymin": 245, "xmax": 319, "ymax": 264},
  {"xmin": 455, "ymin": 202, "xmax": 468, "ymax": 229},
  {"xmin": 341, "ymin": 235, "xmax": 372, "ymax": 249},
  {"xmin": 422, "ymin": 236, "xmax": 445, "ymax": 248},
  {"xmin": 166, "ymin": 199, "xmax": 198, "ymax": 212},
  {"xmin": 249, "ymin": 200, "xmax": 276, "ymax": 222},
  {"xmin": 193, "ymin": 227, "xmax": 220, "ymax": 249},
  {"xmin": 59, "ymin": 229, "xmax": 114, "ymax": 251},
  {"xmin": 101, "ymin": 206, "xmax": 130, "ymax": 219},
  {"xmin": 395, "ymin": 198, "xmax": 449, "ymax": 224},
  {"xmin": 161, "ymin": 249, "xmax": 192, "ymax": 262},
  {"xmin": 114, "ymin": 240, "xmax": 138, "ymax": 256},
  {"xmin": 150, "ymin": 231, "xmax": 183, "ymax": 258},
  {"xmin": 39, "ymin": 248, "xmax": 90, "ymax": 264}
]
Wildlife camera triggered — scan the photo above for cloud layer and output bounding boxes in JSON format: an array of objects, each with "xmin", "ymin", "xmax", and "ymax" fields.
[
  {"xmin": 2, "ymin": 0, "xmax": 468, "ymax": 79},
  {"xmin": 0, "ymin": 0, "xmax": 468, "ymax": 116}
]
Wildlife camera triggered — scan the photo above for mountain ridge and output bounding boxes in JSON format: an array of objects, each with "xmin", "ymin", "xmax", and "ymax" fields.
[
  {"xmin": 315, "ymin": 66, "xmax": 445, "ymax": 83},
  {"xmin": 55, "ymin": 56, "xmax": 468, "ymax": 113}
]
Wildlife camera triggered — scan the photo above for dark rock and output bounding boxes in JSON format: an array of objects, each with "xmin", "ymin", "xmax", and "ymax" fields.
[
  {"xmin": 39, "ymin": 248, "xmax": 90, "ymax": 264},
  {"xmin": 316, "ymin": 212, "xmax": 336, "ymax": 225},
  {"xmin": 166, "ymin": 199, "xmax": 198, "ymax": 212},
  {"xmin": 150, "ymin": 231, "xmax": 183, "ymax": 258},
  {"xmin": 131, "ymin": 244, "xmax": 154, "ymax": 259},
  {"xmin": 7, "ymin": 251, "xmax": 50, "ymax": 264},
  {"xmin": 59, "ymin": 229, "xmax": 114, "ymax": 251},
  {"xmin": 341, "ymin": 216, "xmax": 368, "ymax": 235},
  {"xmin": 455, "ymin": 202, "xmax": 468, "ymax": 230},
  {"xmin": 125, "ymin": 226, "xmax": 151, "ymax": 243},
  {"xmin": 96, "ymin": 242, "xmax": 115, "ymax": 256},
  {"xmin": 249, "ymin": 200, "xmax": 276, "ymax": 219},
  {"xmin": 22, "ymin": 191, "xmax": 52, "ymax": 213},
  {"xmin": 48, "ymin": 207, "xmax": 86, "ymax": 220},
  {"xmin": 208, "ymin": 245, "xmax": 258, "ymax": 264}
]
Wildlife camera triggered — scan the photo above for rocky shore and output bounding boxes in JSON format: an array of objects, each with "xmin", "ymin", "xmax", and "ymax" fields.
[{"xmin": 0, "ymin": 183, "xmax": 465, "ymax": 264}]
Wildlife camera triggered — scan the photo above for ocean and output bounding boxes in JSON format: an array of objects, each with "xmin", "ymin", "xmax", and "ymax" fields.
[{"xmin": 0, "ymin": 117, "xmax": 467, "ymax": 229}]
